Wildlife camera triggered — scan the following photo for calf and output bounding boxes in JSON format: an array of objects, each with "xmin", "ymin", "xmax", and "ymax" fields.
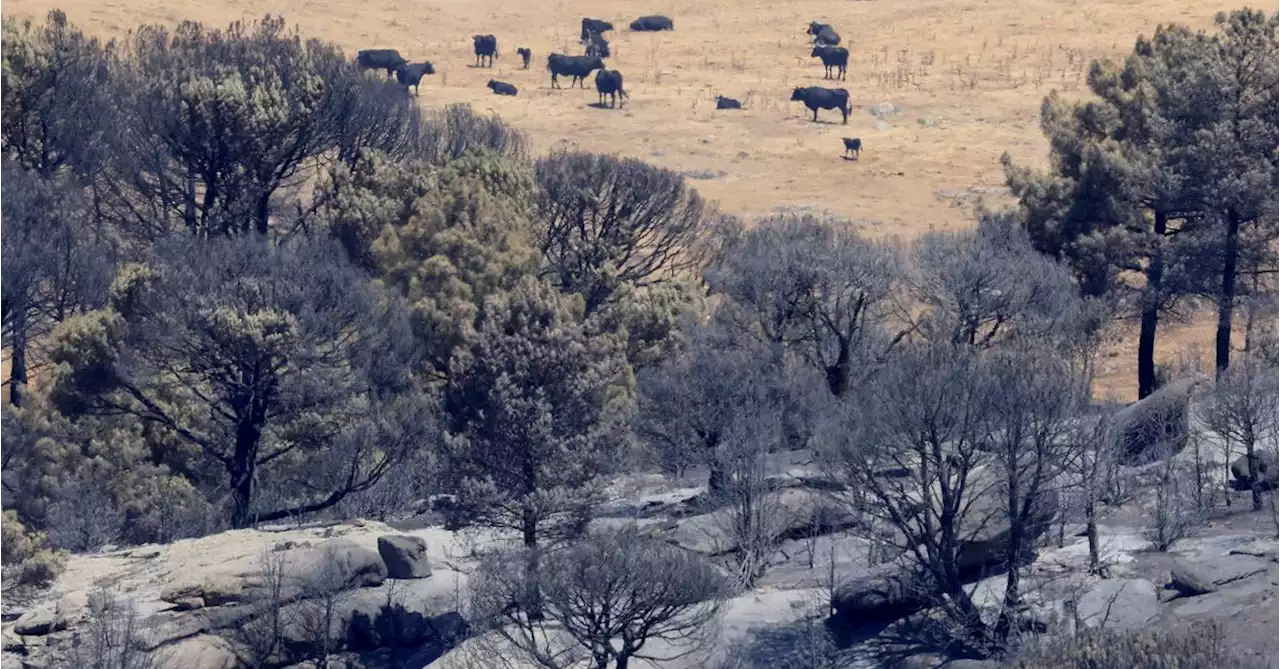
[
  {"xmin": 629, "ymin": 15, "xmax": 674, "ymax": 31},
  {"xmin": 581, "ymin": 17, "xmax": 614, "ymax": 41},
  {"xmin": 715, "ymin": 95, "xmax": 743, "ymax": 110},
  {"xmin": 547, "ymin": 53, "xmax": 606, "ymax": 89},
  {"xmin": 395, "ymin": 62, "xmax": 436, "ymax": 96},
  {"xmin": 357, "ymin": 49, "xmax": 408, "ymax": 79},
  {"xmin": 843, "ymin": 137, "xmax": 862, "ymax": 159},
  {"xmin": 517, "ymin": 47, "xmax": 532, "ymax": 69},
  {"xmin": 473, "ymin": 34, "xmax": 499, "ymax": 67},
  {"xmin": 790, "ymin": 86, "xmax": 852, "ymax": 124},
  {"xmin": 595, "ymin": 69, "xmax": 629, "ymax": 108},
  {"xmin": 811, "ymin": 45, "xmax": 849, "ymax": 81},
  {"xmin": 487, "ymin": 79, "xmax": 519, "ymax": 96}
]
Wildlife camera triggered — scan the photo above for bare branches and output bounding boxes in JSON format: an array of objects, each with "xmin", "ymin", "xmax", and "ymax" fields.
[
  {"xmin": 471, "ymin": 528, "xmax": 728, "ymax": 669},
  {"xmin": 534, "ymin": 151, "xmax": 714, "ymax": 314},
  {"xmin": 705, "ymin": 213, "xmax": 904, "ymax": 397}
]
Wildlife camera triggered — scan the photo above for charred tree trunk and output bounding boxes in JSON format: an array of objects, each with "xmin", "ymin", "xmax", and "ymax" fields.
[
  {"xmin": 1215, "ymin": 213, "xmax": 1241, "ymax": 377},
  {"xmin": 1137, "ymin": 210, "xmax": 1168, "ymax": 400},
  {"xmin": 7, "ymin": 314, "xmax": 28, "ymax": 408}
]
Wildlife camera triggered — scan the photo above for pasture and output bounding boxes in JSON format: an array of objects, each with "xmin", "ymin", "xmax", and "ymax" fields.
[{"xmin": 1, "ymin": 0, "xmax": 1243, "ymax": 399}]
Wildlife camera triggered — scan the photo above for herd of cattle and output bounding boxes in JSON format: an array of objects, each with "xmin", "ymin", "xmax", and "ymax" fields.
[{"xmin": 354, "ymin": 16, "xmax": 863, "ymax": 158}]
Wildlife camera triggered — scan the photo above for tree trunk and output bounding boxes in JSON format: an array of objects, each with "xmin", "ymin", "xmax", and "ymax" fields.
[
  {"xmin": 1247, "ymin": 442, "xmax": 1263, "ymax": 512},
  {"xmin": 1085, "ymin": 499, "xmax": 1101, "ymax": 574},
  {"xmin": 825, "ymin": 338, "xmax": 850, "ymax": 397},
  {"xmin": 255, "ymin": 192, "xmax": 271, "ymax": 236},
  {"xmin": 1214, "ymin": 213, "xmax": 1241, "ymax": 377},
  {"xmin": 521, "ymin": 501, "xmax": 545, "ymax": 620},
  {"xmin": 229, "ymin": 398, "xmax": 265, "ymax": 529},
  {"xmin": 8, "ymin": 314, "xmax": 28, "ymax": 408},
  {"xmin": 1137, "ymin": 210, "xmax": 1168, "ymax": 400}
]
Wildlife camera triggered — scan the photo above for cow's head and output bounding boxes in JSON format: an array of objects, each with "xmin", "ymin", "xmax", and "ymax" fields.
[{"xmin": 790, "ymin": 88, "xmax": 807, "ymax": 101}]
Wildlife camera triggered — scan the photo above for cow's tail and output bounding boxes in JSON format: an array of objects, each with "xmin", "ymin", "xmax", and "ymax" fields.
[{"xmin": 619, "ymin": 86, "xmax": 629, "ymax": 100}]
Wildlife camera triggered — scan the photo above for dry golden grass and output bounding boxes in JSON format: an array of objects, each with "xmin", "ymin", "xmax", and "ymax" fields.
[{"xmin": 1, "ymin": 0, "xmax": 1245, "ymax": 399}]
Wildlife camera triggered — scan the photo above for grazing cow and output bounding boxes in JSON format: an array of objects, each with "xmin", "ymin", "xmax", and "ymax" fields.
[
  {"xmin": 843, "ymin": 137, "xmax": 863, "ymax": 159},
  {"xmin": 585, "ymin": 32, "xmax": 611, "ymax": 59},
  {"xmin": 629, "ymin": 15, "xmax": 674, "ymax": 31},
  {"xmin": 715, "ymin": 95, "xmax": 743, "ymax": 109},
  {"xmin": 487, "ymin": 79, "xmax": 519, "ymax": 96},
  {"xmin": 790, "ymin": 86, "xmax": 852, "ymax": 124},
  {"xmin": 547, "ymin": 53, "xmax": 606, "ymax": 89},
  {"xmin": 473, "ymin": 34, "xmax": 498, "ymax": 67},
  {"xmin": 811, "ymin": 45, "xmax": 849, "ymax": 81},
  {"xmin": 394, "ymin": 62, "xmax": 436, "ymax": 96},
  {"xmin": 595, "ymin": 69, "xmax": 628, "ymax": 108},
  {"xmin": 581, "ymin": 17, "xmax": 614, "ymax": 41},
  {"xmin": 517, "ymin": 47, "xmax": 532, "ymax": 69},
  {"xmin": 357, "ymin": 49, "xmax": 408, "ymax": 78}
]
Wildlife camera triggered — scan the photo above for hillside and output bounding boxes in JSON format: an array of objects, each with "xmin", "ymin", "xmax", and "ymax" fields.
[{"xmin": 2, "ymin": 0, "xmax": 1240, "ymax": 230}]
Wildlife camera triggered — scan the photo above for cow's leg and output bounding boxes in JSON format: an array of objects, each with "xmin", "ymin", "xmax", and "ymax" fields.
[{"xmin": 812, "ymin": 107, "xmax": 819, "ymax": 122}]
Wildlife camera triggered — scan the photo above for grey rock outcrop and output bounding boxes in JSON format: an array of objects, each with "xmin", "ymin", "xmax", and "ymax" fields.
[{"xmin": 377, "ymin": 535, "xmax": 431, "ymax": 579}]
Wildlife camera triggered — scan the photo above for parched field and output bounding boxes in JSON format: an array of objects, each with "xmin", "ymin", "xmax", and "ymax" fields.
[{"xmin": 2, "ymin": 0, "xmax": 1243, "ymax": 399}]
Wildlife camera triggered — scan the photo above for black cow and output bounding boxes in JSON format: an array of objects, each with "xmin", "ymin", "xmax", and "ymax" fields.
[
  {"xmin": 715, "ymin": 95, "xmax": 743, "ymax": 109},
  {"xmin": 595, "ymin": 69, "xmax": 628, "ymax": 108},
  {"xmin": 814, "ymin": 27, "xmax": 841, "ymax": 46},
  {"xmin": 630, "ymin": 15, "xmax": 674, "ymax": 31},
  {"xmin": 357, "ymin": 49, "xmax": 408, "ymax": 78},
  {"xmin": 581, "ymin": 17, "xmax": 614, "ymax": 41},
  {"xmin": 585, "ymin": 32, "xmax": 610, "ymax": 59},
  {"xmin": 790, "ymin": 86, "xmax": 852, "ymax": 124},
  {"xmin": 843, "ymin": 137, "xmax": 863, "ymax": 159},
  {"xmin": 473, "ymin": 34, "xmax": 498, "ymax": 67},
  {"xmin": 811, "ymin": 45, "xmax": 849, "ymax": 81},
  {"xmin": 394, "ymin": 62, "xmax": 436, "ymax": 96},
  {"xmin": 517, "ymin": 47, "xmax": 532, "ymax": 69},
  {"xmin": 547, "ymin": 53, "xmax": 606, "ymax": 89},
  {"xmin": 807, "ymin": 21, "xmax": 833, "ymax": 36},
  {"xmin": 487, "ymin": 79, "xmax": 519, "ymax": 96}
]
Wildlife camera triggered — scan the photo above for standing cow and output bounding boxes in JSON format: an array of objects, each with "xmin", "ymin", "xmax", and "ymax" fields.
[
  {"xmin": 357, "ymin": 49, "xmax": 408, "ymax": 78},
  {"xmin": 595, "ymin": 69, "xmax": 629, "ymax": 108},
  {"xmin": 473, "ymin": 34, "xmax": 499, "ymax": 67},
  {"xmin": 811, "ymin": 45, "xmax": 849, "ymax": 81},
  {"xmin": 547, "ymin": 53, "xmax": 606, "ymax": 89},
  {"xmin": 517, "ymin": 47, "xmax": 532, "ymax": 68},
  {"xmin": 395, "ymin": 62, "xmax": 436, "ymax": 96},
  {"xmin": 791, "ymin": 86, "xmax": 852, "ymax": 124}
]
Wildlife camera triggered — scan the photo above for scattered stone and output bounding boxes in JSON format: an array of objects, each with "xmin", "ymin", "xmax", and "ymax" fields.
[
  {"xmin": 377, "ymin": 535, "xmax": 431, "ymax": 580},
  {"xmin": 1228, "ymin": 539, "xmax": 1279, "ymax": 562},
  {"xmin": 154, "ymin": 634, "xmax": 241, "ymax": 669},
  {"xmin": 1076, "ymin": 578, "xmax": 1159, "ymax": 630},
  {"xmin": 1113, "ymin": 377, "xmax": 1205, "ymax": 465},
  {"xmin": 875, "ymin": 121, "xmax": 890, "ymax": 131},
  {"xmin": 13, "ymin": 606, "xmax": 59, "ymax": 636},
  {"xmin": 1229, "ymin": 451, "xmax": 1279, "ymax": 491},
  {"xmin": 870, "ymin": 101, "xmax": 898, "ymax": 118},
  {"xmin": 169, "ymin": 598, "xmax": 205, "ymax": 612},
  {"xmin": 1168, "ymin": 559, "xmax": 1217, "ymax": 596},
  {"xmin": 1201, "ymin": 554, "xmax": 1270, "ymax": 586},
  {"xmin": 160, "ymin": 573, "xmax": 247, "ymax": 608}
]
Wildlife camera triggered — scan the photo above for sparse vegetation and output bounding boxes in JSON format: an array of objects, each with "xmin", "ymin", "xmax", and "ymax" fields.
[{"xmin": 0, "ymin": 5, "xmax": 1276, "ymax": 669}]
